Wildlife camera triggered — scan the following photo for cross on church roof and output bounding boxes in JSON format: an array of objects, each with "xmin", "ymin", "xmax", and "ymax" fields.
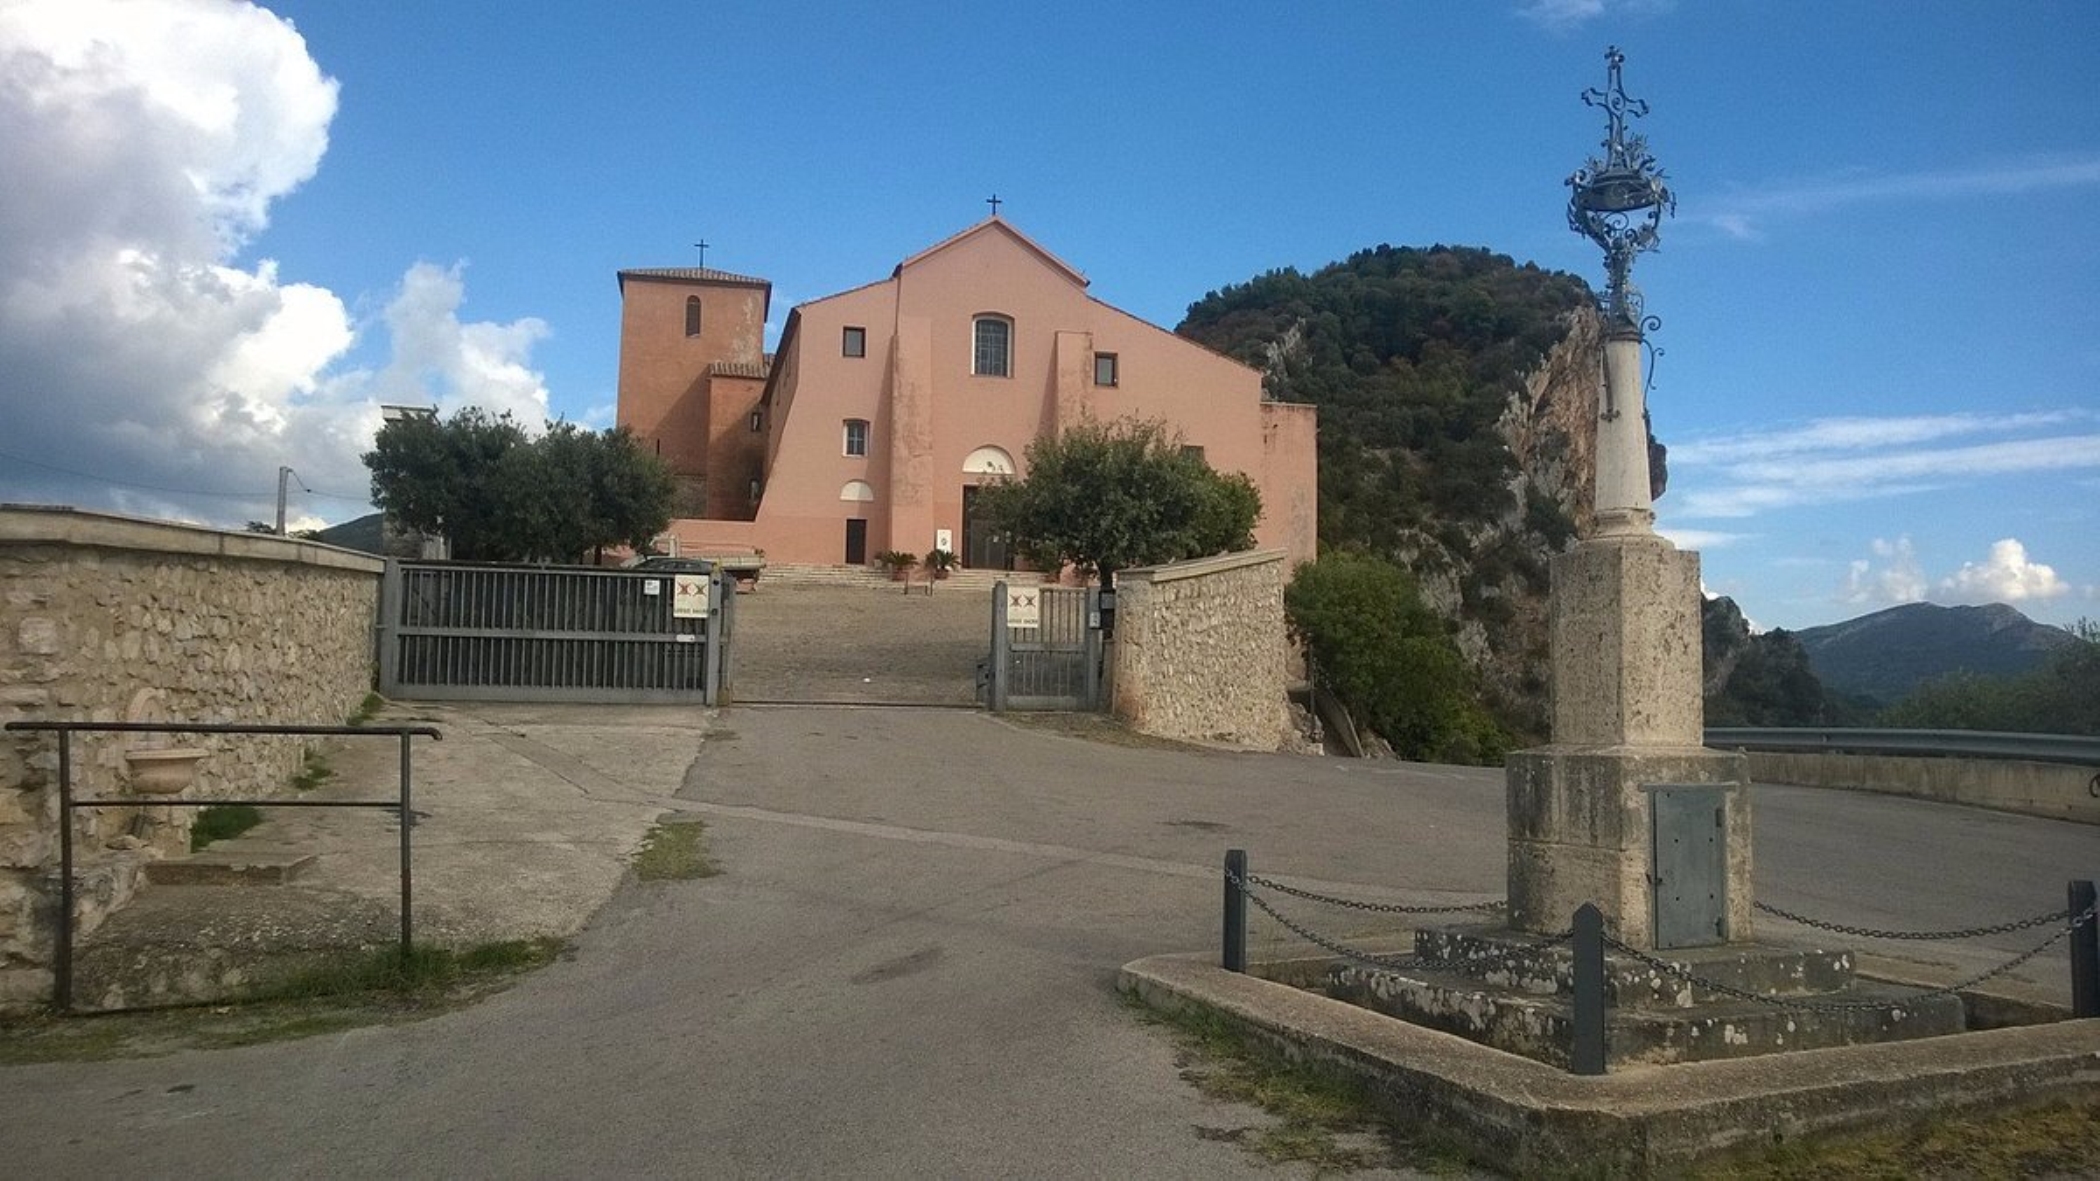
[
  {"xmin": 693, "ymin": 238, "xmax": 710, "ymax": 268},
  {"xmin": 986, "ymin": 194, "xmax": 1002, "ymax": 217}
]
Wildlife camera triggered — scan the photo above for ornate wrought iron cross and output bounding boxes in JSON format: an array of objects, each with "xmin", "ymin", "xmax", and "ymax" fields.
[{"xmin": 1567, "ymin": 46, "xmax": 1674, "ymax": 328}]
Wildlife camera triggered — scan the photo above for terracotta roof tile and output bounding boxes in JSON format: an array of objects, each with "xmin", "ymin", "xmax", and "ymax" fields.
[
  {"xmin": 617, "ymin": 266, "xmax": 770, "ymax": 289},
  {"xmin": 708, "ymin": 360, "xmax": 771, "ymax": 379}
]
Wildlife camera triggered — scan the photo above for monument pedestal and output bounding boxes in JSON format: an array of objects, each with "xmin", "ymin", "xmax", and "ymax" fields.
[
  {"xmin": 1505, "ymin": 533, "xmax": 1750, "ymax": 949},
  {"xmin": 1328, "ymin": 924, "xmax": 1966, "ymax": 1069}
]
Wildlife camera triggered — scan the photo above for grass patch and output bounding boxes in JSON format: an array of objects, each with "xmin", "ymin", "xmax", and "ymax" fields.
[
  {"xmin": 1694, "ymin": 1100, "xmax": 2100, "ymax": 1179},
  {"xmin": 290, "ymin": 747, "xmax": 334, "ymax": 791},
  {"xmin": 257, "ymin": 938, "xmax": 566, "ymax": 1002},
  {"xmin": 346, "ymin": 691, "xmax": 385, "ymax": 727},
  {"xmin": 1127, "ymin": 994, "xmax": 1479, "ymax": 1174},
  {"xmin": 632, "ymin": 819, "xmax": 719, "ymax": 881},
  {"xmin": 0, "ymin": 938, "xmax": 567, "ymax": 1065},
  {"xmin": 189, "ymin": 804, "xmax": 263, "ymax": 851}
]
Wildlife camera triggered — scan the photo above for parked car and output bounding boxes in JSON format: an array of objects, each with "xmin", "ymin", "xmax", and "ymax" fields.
[{"xmin": 630, "ymin": 556, "xmax": 715, "ymax": 574}]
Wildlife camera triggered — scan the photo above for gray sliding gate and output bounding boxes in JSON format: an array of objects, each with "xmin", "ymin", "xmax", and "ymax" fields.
[
  {"xmin": 986, "ymin": 581, "xmax": 1102, "ymax": 711},
  {"xmin": 377, "ymin": 560, "xmax": 732, "ymax": 704}
]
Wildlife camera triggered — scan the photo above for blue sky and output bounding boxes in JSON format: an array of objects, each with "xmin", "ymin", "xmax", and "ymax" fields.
[{"xmin": 0, "ymin": 1, "xmax": 2093, "ymax": 630}]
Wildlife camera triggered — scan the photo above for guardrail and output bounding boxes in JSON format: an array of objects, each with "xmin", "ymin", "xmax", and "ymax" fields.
[
  {"xmin": 4, "ymin": 720, "xmax": 441, "ymax": 1012},
  {"xmin": 1705, "ymin": 728, "xmax": 2100, "ymax": 768}
]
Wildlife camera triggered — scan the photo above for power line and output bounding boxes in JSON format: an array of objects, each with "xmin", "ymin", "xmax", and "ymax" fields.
[{"xmin": 0, "ymin": 448, "xmax": 370, "ymax": 503}]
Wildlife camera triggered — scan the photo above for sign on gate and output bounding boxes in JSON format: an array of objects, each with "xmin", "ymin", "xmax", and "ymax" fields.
[
  {"xmin": 1007, "ymin": 586, "xmax": 1040, "ymax": 630},
  {"xmin": 672, "ymin": 575, "xmax": 711, "ymax": 618}
]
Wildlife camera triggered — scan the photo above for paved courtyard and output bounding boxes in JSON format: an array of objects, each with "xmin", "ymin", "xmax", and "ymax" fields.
[
  {"xmin": 5, "ymin": 703, "xmax": 2096, "ymax": 1176},
  {"xmin": 728, "ymin": 583, "xmax": 992, "ymax": 705}
]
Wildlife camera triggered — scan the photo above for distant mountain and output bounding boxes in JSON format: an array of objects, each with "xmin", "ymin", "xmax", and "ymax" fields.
[
  {"xmin": 1701, "ymin": 596, "xmax": 1843, "ymax": 725},
  {"xmin": 1795, "ymin": 602, "xmax": 2077, "ymax": 706}
]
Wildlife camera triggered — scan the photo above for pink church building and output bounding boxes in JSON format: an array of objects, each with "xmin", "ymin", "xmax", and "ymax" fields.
[{"xmin": 616, "ymin": 217, "xmax": 1316, "ymax": 573}]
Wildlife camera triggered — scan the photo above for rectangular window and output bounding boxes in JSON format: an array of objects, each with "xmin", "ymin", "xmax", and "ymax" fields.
[
  {"xmin": 844, "ymin": 418, "xmax": 869, "ymax": 457},
  {"xmin": 842, "ymin": 326, "xmax": 866, "ymax": 358},
  {"xmin": 749, "ymin": 410, "xmax": 763, "ymax": 433},
  {"xmin": 1181, "ymin": 445, "xmax": 1206, "ymax": 464},
  {"xmin": 1093, "ymin": 352, "xmax": 1119, "ymax": 387},
  {"xmin": 973, "ymin": 316, "xmax": 1011, "ymax": 377}
]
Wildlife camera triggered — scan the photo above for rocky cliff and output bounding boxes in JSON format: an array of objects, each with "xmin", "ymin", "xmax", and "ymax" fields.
[{"xmin": 1178, "ymin": 245, "xmax": 1605, "ymax": 741}]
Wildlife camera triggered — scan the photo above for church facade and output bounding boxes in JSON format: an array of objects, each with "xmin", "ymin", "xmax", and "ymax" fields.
[{"xmin": 615, "ymin": 218, "xmax": 1316, "ymax": 572}]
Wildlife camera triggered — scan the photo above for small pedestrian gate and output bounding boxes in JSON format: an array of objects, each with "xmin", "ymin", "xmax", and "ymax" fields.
[
  {"xmin": 377, "ymin": 560, "xmax": 733, "ymax": 704},
  {"xmin": 986, "ymin": 581, "xmax": 1102, "ymax": 711}
]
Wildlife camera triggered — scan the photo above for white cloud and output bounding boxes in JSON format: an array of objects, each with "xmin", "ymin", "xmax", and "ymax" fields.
[
  {"xmin": 0, "ymin": 1, "xmax": 557, "ymax": 528},
  {"xmin": 1671, "ymin": 413, "xmax": 2100, "ymax": 520},
  {"xmin": 1839, "ymin": 536, "xmax": 2074, "ymax": 609},
  {"xmin": 1516, "ymin": 0, "xmax": 1670, "ymax": 32},
  {"xmin": 1698, "ymin": 155, "xmax": 2100, "ymax": 239},
  {"xmin": 1658, "ymin": 527, "xmax": 1750, "ymax": 550},
  {"xmin": 1939, "ymin": 539, "xmax": 2071, "ymax": 604},
  {"xmin": 1840, "ymin": 535, "xmax": 1928, "ymax": 606}
]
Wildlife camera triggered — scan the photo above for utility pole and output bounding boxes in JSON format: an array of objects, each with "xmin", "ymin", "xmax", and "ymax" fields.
[{"xmin": 276, "ymin": 466, "xmax": 292, "ymax": 535}]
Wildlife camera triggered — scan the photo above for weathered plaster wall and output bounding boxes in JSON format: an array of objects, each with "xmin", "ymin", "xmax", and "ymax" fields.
[
  {"xmin": 0, "ymin": 506, "xmax": 382, "ymax": 1009},
  {"xmin": 1111, "ymin": 550, "xmax": 1288, "ymax": 749}
]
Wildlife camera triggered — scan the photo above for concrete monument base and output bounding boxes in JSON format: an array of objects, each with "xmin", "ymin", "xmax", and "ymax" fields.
[
  {"xmin": 1327, "ymin": 923, "xmax": 1965, "ymax": 1069},
  {"xmin": 1506, "ymin": 745, "xmax": 1750, "ymax": 946},
  {"xmin": 1506, "ymin": 533, "xmax": 1752, "ymax": 948}
]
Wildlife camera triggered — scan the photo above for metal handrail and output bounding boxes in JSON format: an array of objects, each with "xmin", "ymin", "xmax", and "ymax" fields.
[
  {"xmin": 1705, "ymin": 727, "xmax": 2100, "ymax": 768},
  {"xmin": 5, "ymin": 720, "xmax": 441, "ymax": 1012}
]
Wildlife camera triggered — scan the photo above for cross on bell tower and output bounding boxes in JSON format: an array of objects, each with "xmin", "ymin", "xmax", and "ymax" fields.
[{"xmin": 693, "ymin": 239, "xmax": 710, "ymax": 268}]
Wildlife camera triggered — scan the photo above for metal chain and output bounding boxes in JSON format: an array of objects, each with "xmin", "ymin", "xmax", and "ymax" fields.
[
  {"xmin": 1245, "ymin": 872, "xmax": 1505, "ymax": 915},
  {"xmin": 1602, "ymin": 904, "xmax": 2096, "ymax": 1015},
  {"xmin": 1227, "ymin": 870, "xmax": 1429, "ymax": 973},
  {"xmin": 1226, "ymin": 871, "xmax": 1569, "ymax": 976},
  {"xmin": 1754, "ymin": 899, "xmax": 2071, "ymax": 942}
]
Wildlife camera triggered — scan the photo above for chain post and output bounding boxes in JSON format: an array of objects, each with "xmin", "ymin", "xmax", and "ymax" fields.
[
  {"xmin": 1223, "ymin": 849, "xmax": 1248, "ymax": 973},
  {"xmin": 2071, "ymin": 880, "xmax": 2098, "ymax": 1019},
  {"xmin": 1571, "ymin": 902, "xmax": 1606, "ymax": 1076}
]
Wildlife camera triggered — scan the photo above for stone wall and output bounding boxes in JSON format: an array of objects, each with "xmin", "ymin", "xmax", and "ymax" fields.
[
  {"xmin": 0, "ymin": 506, "xmax": 383, "ymax": 1008},
  {"xmin": 1744, "ymin": 751, "xmax": 2100, "ymax": 826},
  {"xmin": 1111, "ymin": 550, "xmax": 1289, "ymax": 748}
]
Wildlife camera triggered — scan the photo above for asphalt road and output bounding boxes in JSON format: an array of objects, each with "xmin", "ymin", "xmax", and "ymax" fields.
[{"xmin": 4, "ymin": 706, "xmax": 2095, "ymax": 1177}]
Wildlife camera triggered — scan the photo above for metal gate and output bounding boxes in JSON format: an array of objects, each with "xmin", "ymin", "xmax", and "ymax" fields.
[
  {"xmin": 377, "ymin": 560, "xmax": 731, "ymax": 704},
  {"xmin": 986, "ymin": 581, "xmax": 1102, "ymax": 711}
]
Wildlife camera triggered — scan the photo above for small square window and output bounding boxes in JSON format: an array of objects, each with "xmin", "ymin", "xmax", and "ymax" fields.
[
  {"xmin": 1094, "ymin": 352, "xmax": 1119, "ymax": 387},
  {"xmin": 1181, "ymin": 445, "xmax": 1206, "ymax": 464},
  {"xmin": 843, "ymin": 326, "xmax": 866, "ymax": 358},
  {"xmin": 844, "ymin": 418, "xmax": 869, "ymax": 457}
]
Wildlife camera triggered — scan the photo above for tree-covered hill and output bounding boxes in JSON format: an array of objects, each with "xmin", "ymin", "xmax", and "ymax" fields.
[{"xmin": 1178, "ymin": 245, "xmax": 1600, "ymax": 741}]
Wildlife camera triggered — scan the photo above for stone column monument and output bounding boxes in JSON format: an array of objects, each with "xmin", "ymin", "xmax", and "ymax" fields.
[{"xmin": 1505, "ymin": 48, "xmax": 1751, "ymax": 950}]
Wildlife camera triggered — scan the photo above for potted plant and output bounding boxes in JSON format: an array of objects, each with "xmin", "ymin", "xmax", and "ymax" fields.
[
  {"xmin": 873, "ymin": 550, "xmax": 917, "ymax": 581},
  {"xmin": 922, "ymin": 547, "xmax": 960, "ymax": 579}
]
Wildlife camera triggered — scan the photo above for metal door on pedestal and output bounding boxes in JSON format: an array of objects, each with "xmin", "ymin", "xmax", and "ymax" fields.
[{"xmin": 1650, "ymin": 784, "xmax": 1727, "ymax": 949}]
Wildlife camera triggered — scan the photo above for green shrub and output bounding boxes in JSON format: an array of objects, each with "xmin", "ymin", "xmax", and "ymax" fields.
[{"xmin": 1285, "ymin": 552, "xmax": 1506, "ymax": 764}]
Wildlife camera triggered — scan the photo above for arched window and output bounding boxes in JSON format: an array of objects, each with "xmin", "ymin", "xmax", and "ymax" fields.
[
  {"xmin": 972, "ymin": 314, "xmax": 1012, "ymax": 377},
  {"xmin": 685, "ymin": 296, "xmax": 702, "ymax": 337},
  {"xmin": 840, "ymin": 480, "xmax": 875, "ymax": 502}
]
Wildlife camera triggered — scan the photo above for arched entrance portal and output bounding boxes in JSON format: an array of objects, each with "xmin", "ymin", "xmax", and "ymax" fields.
[{"xmin": 961, "ymin": 446, "xmax": 1016, "ymax": 570}]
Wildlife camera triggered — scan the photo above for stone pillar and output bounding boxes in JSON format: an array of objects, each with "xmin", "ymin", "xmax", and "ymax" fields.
[
  {"xmin": 1504, "ymin": 326, "xmax": 1750, "ymax": 950},
  {"xmin": 1592, "ymin": 325, "xmax": 1654, "ymax": 537}
]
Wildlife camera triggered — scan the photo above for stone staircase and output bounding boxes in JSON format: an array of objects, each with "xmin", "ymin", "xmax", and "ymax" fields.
[{"xmin": 761, "ymin": 562, "xmax": 1043, "ymax": 594}]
